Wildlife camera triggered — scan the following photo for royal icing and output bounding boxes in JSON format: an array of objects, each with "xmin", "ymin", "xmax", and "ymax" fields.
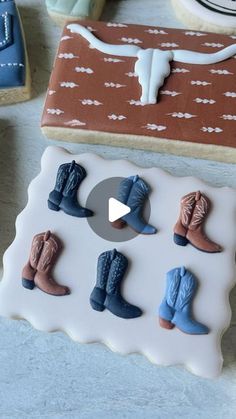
[{"xmin": 0, "ymin": 146, "xmax": 235, "ymax": 378}]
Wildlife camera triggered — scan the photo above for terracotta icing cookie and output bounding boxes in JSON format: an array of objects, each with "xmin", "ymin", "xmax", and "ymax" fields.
[
  {"xmin": 0, "ymin": 0, "xmax": 31, "ymax": 105},
  {"xmin": 45, "ymin": 0, "xmax": 106, "ymax": 26},
  {"xmin": 172, "ymin": 0, "xmax": 236, "ymax": 35},
  {"xmin": 0, "ymin": 146, "xmax": 235, "ymax": 378},
  {"xmin": 41, "ymin": 20, "xmax": 236, "ymax": 163}
]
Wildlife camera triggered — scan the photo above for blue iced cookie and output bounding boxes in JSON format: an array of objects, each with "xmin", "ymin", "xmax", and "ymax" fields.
[
  {"xmin": 0, "ymin": 0, "xmax": 30, "ymax": 105},
  {"xmin": 45, "ymin": 0, "xmax": 106, "ymax": 26}
]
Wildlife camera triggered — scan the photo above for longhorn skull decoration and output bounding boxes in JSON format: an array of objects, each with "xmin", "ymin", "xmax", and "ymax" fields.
[{"xmin": 67, "ymin": 24, "xmax": 236, "ymax": 105}]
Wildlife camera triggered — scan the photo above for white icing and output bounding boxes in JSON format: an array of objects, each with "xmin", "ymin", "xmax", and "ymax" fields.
[
  {"xmin": 67, "ymin": 24, "xmax": 236, "ymax": 105},
  {"xmin": 224, "ymin": 91, "xmax": 236, "ymax": 97},
  {"xmin": 194, "ymin": 98, "xmax": 216, "ymax": 104},
  {"xmin": 108, "ymin": 114, "xmax": 126, "ymax": 120},
  {"xmin": 104, "ymin": 82, "xmax": 126, "ymax": 88},
  {"xmin": 173, "ymin": 44, "xmax": 236, "ymax": 64},
  {"xmin": 221, "ymin": 114, "xmax": 236, "ymax": 120},
  {"xmin": 0, "ymin": 146, "xmax": 235, "ymax": 378},
  {"xmin": 80, "ymin": 99, "xmax": 102, "ymax": 106},
  {"xmin": 144, "ymin": 124, "xmax": 167, "ymax": 131},
  {"xmin": 135, "ymin": 49, "xmax": 173, "ymax": 104},
  {"xmin": 60, "ymin": 82, "xmax": 79, "ymax": 88},
  {"xmin": 75, "ymin": 67, "xmax": 93, "ymax": 74},
  {"xmin": 160, "ymin": 90, "xmax": 182, "ymax": 96},
  {"xmin": 167, "ymin": 112, "xmax": 197, "ymax": 119},
  {"xmin": 201, "ymin": 126, "xmax": 223, "ymax": 132}
]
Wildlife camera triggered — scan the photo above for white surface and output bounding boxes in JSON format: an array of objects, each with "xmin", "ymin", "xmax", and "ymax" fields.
[{"xmin": 0, "ymin": 0, "xmax": 236, "ymax": 417}]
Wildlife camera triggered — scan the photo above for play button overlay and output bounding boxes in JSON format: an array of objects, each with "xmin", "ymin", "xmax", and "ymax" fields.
[
  {"xmin": 86, "ymin": 177, "xmax": 151, "ymax": 242},
  {"xmin": 108, "ymin": 198, "xmax": 131, "ymax": 223}
]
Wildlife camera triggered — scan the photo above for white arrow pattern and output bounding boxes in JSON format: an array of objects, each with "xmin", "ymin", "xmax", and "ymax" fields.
[
  {"xmin": 108, "ymin": 114, "xmax": 126, "ymax": 120},
  {"xmin": 128, "ymin": 99, "xmax": 145, "ymax": 106},
  {"xmin": 210, "ymin": 69, "xmax": 233, "ymax": 75},
  {"xmin": 220, "ymin": 115, "xmax": 236, "ymax": 120},
  {"xmin": 168, "ymin": 112, "xmax": 197, "ymax": 119},
  {"xmin": 172, "ymin": 68, "xmax": 190, "ymax": 73},
  {"xmin": 160, "ymin": 90, "xmax": 181, "ymax": 97},
  {"xmin": 60, "ymin": 82, "xmax": 79, "ymax": 88},
  {"xmin": 104, "ymin": 58, "xmax": 125, "ymax": 63},
  {"xmin": 80, "ymin": 99, "xmax": 102, "ymax": 106},
  {"xmin": 194, "ymin": 98, "xmax": 216, "ymax": 104},
  {"xmin": 47, "ymin": 108, "xmax": 64, "ymax": 115},
  {"xmin": 64, "ymin": 119, "xmax": 86, "ymax": 126},
  {"xmin": 144, "ymin": 124, "xmax": 166, "ymax": 131},
  {"xmin": 120, "ymin": 37, "xmax": 142, "ymax": 44},
  {"xmin": 104, "ymin": 82, "xmax": 126, "ymax": 88},
  {"xmin": 75, "ymin": 67, "xmax": 93, "ymax": 74},
  {"xmin": 203, "ymin": 43, "xmax": 224, "ymax": 48},
  {"xmin": 201, "ymin": 127, "xmax": 223, "ymax": 133},
  {"xmin": 223, "ymin": 92, "xmax": 236, "ymax": 97},
  {"xmin": 58, "ymin": 53, "xmax": 78, "ymax": 59},
  {"xmin": 146, "ymin": 29, "xmax": 168, "ymax": 35},
  {"xmin": 191, "ymin": 80, "xmax": 211, "ymax": 86}
]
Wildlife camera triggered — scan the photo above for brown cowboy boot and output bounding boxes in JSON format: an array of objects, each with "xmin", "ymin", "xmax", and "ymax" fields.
[
  {"xmin": 174, "ymin": 191, "xmax": 222, "ymax": 253},
  {"xmin": 22, "ymin": 233, "xmax": 45, "ymax": 290},
  {"xmin": 22, "ymin": 231, "xmax": 70, "ymax": 296}
]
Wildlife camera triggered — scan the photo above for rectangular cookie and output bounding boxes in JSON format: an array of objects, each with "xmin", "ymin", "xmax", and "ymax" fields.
[
  {"xmin": 0, "ymin": 0, "xmax": 31, "ymax": 105},
  {"xmin": 41, "ymin": 20, "xmax": 236, "ymax": 163},
  {"xmin": 0, "ymin": 145, "xmax": 235, "ymax": 378}
]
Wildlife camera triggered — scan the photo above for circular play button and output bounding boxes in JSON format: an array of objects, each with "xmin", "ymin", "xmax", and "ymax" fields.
[{"xmin": 86, "ymin": 176, "xmax": 154, "ymax": 242}]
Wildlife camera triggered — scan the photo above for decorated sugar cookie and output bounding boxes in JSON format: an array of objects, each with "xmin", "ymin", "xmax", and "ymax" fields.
[
  {"xmin": 0, "ymin": 146, "xmax": 235, "ymax": 378},
  {"xmin": 41, "ymin": 20, "xmax": 236, "ymax": 163},
  {"xmin": 172, "ymin": 0, "xmax": 236, "ymax": 35},
  {"xmin": 0, "ymin": 0, "xmax": 31, "ymax": 105},
  {"xmin": 45, "ymin": 0, "xmax": 106, "ymax": 26}
]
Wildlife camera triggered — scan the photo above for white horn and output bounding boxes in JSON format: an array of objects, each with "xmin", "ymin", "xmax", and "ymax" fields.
[
  {"xmin": 173, "ymin": 44, "xmax": 236, "ymax": 65},
  {"xmin": 67, "ymin": 23, "xmax": 140, "ymax": 57}
]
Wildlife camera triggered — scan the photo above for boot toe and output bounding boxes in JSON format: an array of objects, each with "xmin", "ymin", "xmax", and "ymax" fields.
[{"xmin": 142, "ymin": 225, "xmax": 157, "ymax": 235}]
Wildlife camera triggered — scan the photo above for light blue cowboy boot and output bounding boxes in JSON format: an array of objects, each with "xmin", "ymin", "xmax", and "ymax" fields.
[
  {"xmin": 48, "ymin": 160, "xmax": 93, "ymax": 217},
  {"xmin": 90, "ymin": 249, "xmax": 142, "ymax": 319},
  {"xmin": 159, "ymin": 267, "xmax": 182, "ymax": 329},
  {"xmin": 171, "ymin": 268, "xmax": 209, "ymax": 335},
  {"xmin": 112, "ymin": 175, "xmax": 157, "ymax": 234},
  {"xmin": 159, "ymin": 267, "xmax": 209, "ymax": 335}
]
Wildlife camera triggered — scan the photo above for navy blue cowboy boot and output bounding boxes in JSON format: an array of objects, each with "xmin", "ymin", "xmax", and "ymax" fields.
[
  {"xmin": 111, "ymin": 175, "xmax": 157, "ymax": 234},
  {"xmin": 0, "ymin": 1, "xmax": 26, "ymax": 89},
  {"xmin": 90, "ymin": 249, "xmax": 116, "ymax": 312},
  {"xmin": 104, "ymin": 250, "xmax": 142, "ymax": 319},
  {"xmin": 159, "ymin": 267, "xmax": 209, "ymax": 335},
  {"xmin": 90, "ymin": 249, "xmax": 142, "ymax": 319},
  {"xmin": 48, "ymin": 160, "xmax": 93, "ymax": 217}
]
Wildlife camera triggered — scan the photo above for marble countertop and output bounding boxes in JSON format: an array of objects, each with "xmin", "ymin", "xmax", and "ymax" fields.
[{"xmin": 0, "ymin": 0, "xmax": 235, "ymax": 418}]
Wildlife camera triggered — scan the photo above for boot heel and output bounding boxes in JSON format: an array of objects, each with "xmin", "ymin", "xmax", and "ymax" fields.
[
  {"xmin": 90, "ymin": 298, "xmax": 105, "ymax": 312},
  {"xmin": 90, "ymin": 287, "xmax": 106, "ymax": 312},
  {"xmin": 159, "ymin": 317, "xmax": 175, "ymax": 330},
  {"xmin": 173, "ymin": 233, "xmax": 189, "ymax": 246},
  {"xmin": 48, "ymin": 200, "xmax": 60, "ymax": 211},
  {"xmin": 111, "ymin": 219, "xmax": 127, "ymax": 229},
  {"xmin": 22, "ymin": 278, "xmax": 35, "ymax": 290}
]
